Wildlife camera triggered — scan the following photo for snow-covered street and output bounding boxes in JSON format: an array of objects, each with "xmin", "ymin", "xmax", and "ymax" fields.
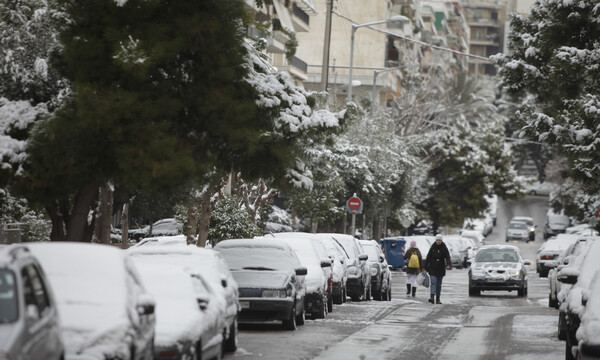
[{"xmin": 226, "ymin": 196, "xmax": 564, "ymax": 360}]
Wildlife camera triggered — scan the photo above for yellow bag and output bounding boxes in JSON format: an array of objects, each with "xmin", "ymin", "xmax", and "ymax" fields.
[{"xmin": 408, "ymin": 252, "xmax": 419, "ymax": 268}]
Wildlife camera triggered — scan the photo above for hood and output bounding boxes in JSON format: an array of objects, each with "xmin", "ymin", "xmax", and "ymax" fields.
[
  {"xmin": 0, "ymin": 324, "xmax": 21, "ymax": 354},
  {"xmin": 231, "ymin": 270, "xmax": 291, "ymax": 289}
]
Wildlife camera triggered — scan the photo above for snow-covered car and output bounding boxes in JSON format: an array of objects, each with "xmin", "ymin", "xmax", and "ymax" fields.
[
  {"xmin": 443, "ymin": 235, "xmax": 472, "ymax": 268},
  {"xmin": 536, "ymin": 234, "xmax": 581, "ymax": 277},
  {"xmin": 405, "ymin": 235, "xmax": 434, "ymax": 260},
  {"xmin": 565, "ymin": 223, "xmax": 598, "ymax": 237},
  {"xmin": 548, "ymin": 238, "xmax": 589, "ymax": 309},
  {"xmin": 525, "ymin": 181, "xmax": 558, "ymax": 196},
  {"xmin": 443, "ymin": 238, "xmax": 464, "ymax": 269},
  {"xmin": 0, "ymin": 245, "xmax": 64, "ymax": 360},
  {"xmin": 468, "ymin": 245, "xmax": 531, "ymax": 297},
  {"xmin": 327, "ymin": 234, "xmax": 370, "ymax": 302},
  {"xmin": 215, "ymin": 238, "xmax": 307, "ymax": 330},
  {"xmin": 543, "ymin": 211, "xmax": 570, "ymax": 240},
  {"xmin": 460, "ymin": 229, "xmax": 485, "ymax": 248},
  {"xmin": 463, "ymin": 218, "xmax": 492, "ymax": 237},
  {"xmin": 510, "ymin": 216, "xmax": 536, "ymax": 241},
  {"xmin": 129, "ymin": 218, "xmax": 183, "ymax": 241},
  {"xmin": 128, "ymin": 246, "xmax": 240, "ymax": 352},
  {"xmin": 265, "ymin": 234, "xmax": 332, "ymax": 319},
  {"xmin": 412, "ymin": 220, "xmax": 432, "ymax": 235},
  {"xmin": 358, "ymin": 240, "xmax": 392, "ymax": 301},
  {"xmin": 128, "ymin": 251, "xmax": 226, "ymax": 360},
  {"xmin": 576, "ymin": 268, "xmax": 600, "ymax": 359},
  {"xmin": 505, "ymin": 220, "xmax": 530, "ymax": 243},
  {"xmin": 26, "ymin": 242, "xmax": 156, "ymax": 360},
  {"xmin": 131, "ymin": 234, "xmax": 189, "ymax": 247},
  {"xmin": 556, "ymin": 237, "xmax": 600, "ymax": 359},
  {"xmin": 312, "ymin": 234, "xmax": 349, "ymax": 304}
]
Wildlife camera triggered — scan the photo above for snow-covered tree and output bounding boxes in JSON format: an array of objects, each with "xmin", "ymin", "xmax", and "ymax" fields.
[
  {"xmin": 492, "ymin": 0, "xmax": 600, "ymax": 199},
  {"xmin": 208, "ymin": 194, "xmax": 262, "ymax": 245}
]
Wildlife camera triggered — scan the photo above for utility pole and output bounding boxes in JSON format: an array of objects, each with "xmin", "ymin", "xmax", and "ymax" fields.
[{"xmin": 320, "ymin": 0, "xmax": 333, "ymax": 91}]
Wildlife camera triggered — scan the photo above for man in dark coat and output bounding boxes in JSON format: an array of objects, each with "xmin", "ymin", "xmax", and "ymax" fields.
[
  {"xmin": 403, "ymin": 240, "xmax": 423, "ymax": 297},
  {"xmin": 424, "ymin": 234, "xmax": 452, "ymax": 304}
]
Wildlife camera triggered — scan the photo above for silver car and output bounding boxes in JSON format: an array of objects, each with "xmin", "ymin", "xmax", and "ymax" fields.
[
  {"xmin": 0, "ymin": 245, "xmax": 64, "ymax": 360},
  {"xmin": 468, "ymin": 245, "xmax": 531, "ymax": 297}
]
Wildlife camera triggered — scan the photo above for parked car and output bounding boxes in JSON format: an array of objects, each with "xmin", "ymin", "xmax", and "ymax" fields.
[
  {"xmin": 131, "ymin": 234, "xmax": 190, "ymax": 247},
  {"xmin": 536, "ymin": 234, "xmax": 581, "ymax": 277},
  {"xmin": 129, "ymin": 246, "xmax": 240, "ymax": 353},
  {"xmin": 327, "ymin": 234, "xmax": 370, "ymax": 302},
  {"xmin": 575, "ymin": 268, "xmax": 600, "ymax": 359},
  {"xmin": 463, "ymin": 218, "xmax": 492, "ymax": 237},
  {"xmin": 265, "ymin": 233, "xmax": 332, "ymax": 319},
  {"xmin": 313, "ymin": 234, "xmax": 349, "ymax": 305},
  {"xmin": 557, "ymin": 237, "xmax": 600, "ymax": 359},
  {"xmin": 26, "ymin": 242, "xmax": 156, "ymax": 360},
  {"xmin": 460, "ymin": 229, "xmax": 485, "ymax": 248},
  {"xmin": 129, "ymin": 218, "xmax": 183, "ymax": 241},
  {"xmin": 505, "ymin": 220, "xmax": 531, "ymax": 243},
  {"xmin": 525, "ymin": 180, "xmax": 558, "ymax": 196},
  {"xmin": 468, "ymin": 245, "xmax": 531, "ymax": 297},
  {"xmin": 510, "ymin": 216, "xmax": 536, "ymax": 241},
  {"xmin": 412, "ymin": 220, "xmax": 433, "ymax": 235},
  {"xmin": 408, "ymin": 235, "xmax": 435, "ymax": 260},
  {"xmin": 358, "ymin": 240, "xmax": 392, "ymax": 301},
  {"xmin": 128, "ymin": 249, "xmax": 226, "ymax": 360},
  {"xmin": 565, "ymin": 223, "xmax": 599, "ymax": 237},
  {"xmin": 0, "ymin": 245, "xmax": 64, "ymax": 360},
  {"xmin": 547, "ymin": 238, "xmax": 589, "ymax": 309},
  {"xmin": 214, "ymin": 238, "xmax": 307, "ymax": 330},
  {"xmin": 543, "ymin": 210, "xmax": 570, "ymax": 240},
  {"xmin": 443, "ymin": 238, "xmax": 464, "ymax": 269},
  {"xmin": 443, "ymin": 235, "xmax": 472, "ymax": 268}
]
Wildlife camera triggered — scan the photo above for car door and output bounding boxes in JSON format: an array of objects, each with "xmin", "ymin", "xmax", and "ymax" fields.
[{"xmin": 20, "ymin": 263, "xmax": 63, "ymax": 360}]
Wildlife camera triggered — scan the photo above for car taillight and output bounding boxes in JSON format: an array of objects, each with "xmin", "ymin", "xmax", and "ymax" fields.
[{"xmin": 541, "ymin": 255, "xmax": 553, "ymax": 260}]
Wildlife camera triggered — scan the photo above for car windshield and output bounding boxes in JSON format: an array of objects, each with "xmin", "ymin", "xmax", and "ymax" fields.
[
  {"xmin": 217, "ymin": 246, "xmax": 298, "ymax": 271},
  {"xmin": 0, "ymin": 269, "xmax": 18, "ymax": 323},
  {"xmin": 509, "ymin": 222, "xmax": 528, "ymax": 229},
  {"xmin": 362, "ymin": 245, "xmax": 380, "ymax": 261},
  {"xmin": 475, "ymin": 249, "xmax": 518, "ymax": 263}
]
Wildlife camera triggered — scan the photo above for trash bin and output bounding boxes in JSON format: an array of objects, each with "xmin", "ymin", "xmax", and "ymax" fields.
[{"xmin": 380, "ymin": 237, "xmax": 407, "ymax": 270}]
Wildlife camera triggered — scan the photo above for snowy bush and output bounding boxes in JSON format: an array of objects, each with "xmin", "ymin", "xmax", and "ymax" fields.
[{"xmin": 208, "ymin": 195, "xmax": 261, "ymax": 245}]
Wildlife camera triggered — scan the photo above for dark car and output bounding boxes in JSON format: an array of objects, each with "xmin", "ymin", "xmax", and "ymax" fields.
[
  {"xmin": 215, "ymin": 238, "xmax": 307, "ymax": 330},
  {"xmin": 359, "ymin": 240, "xmax": 392, "ymax": 301},
  {"xmin": 468, "ymin": 245, "xmax": 531, "ymax": 297},
  {"xmin": 0, "ymin": 245, "xmax": 64, "ymax": 360}
]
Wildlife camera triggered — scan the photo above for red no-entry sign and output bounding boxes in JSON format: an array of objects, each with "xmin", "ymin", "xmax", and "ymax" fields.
[{"xmin": 346, "ymin": 196, "xmax": 363, "ymax": 214}]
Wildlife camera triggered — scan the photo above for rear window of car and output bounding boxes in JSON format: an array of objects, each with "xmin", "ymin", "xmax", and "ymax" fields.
[
  {"xmin": 509, "ymin": 222, "xmax": 528, "ymax": 229},
  {"xmin": 218, "ymin": 246, "xmax": 300, "ymax": 271},
  {"xmin": 362, "ymin": 244, "xmax": 380, "ymax": 261},
  {"xmin": 476, "ymin": 249, "xmax": 518, "ymax": 263},
  {"xmin": 0, "ymin": 269, "xmax": 18, "ymax": 323}
]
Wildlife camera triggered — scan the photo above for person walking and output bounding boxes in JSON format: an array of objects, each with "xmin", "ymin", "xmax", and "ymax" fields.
[
  {"xmin": 403, "ymin": 240, "xmax": 423, "ymax": 297},
  {"xmin": 424, "ymin": 234, "xmax": 452, "ymax": 304}
]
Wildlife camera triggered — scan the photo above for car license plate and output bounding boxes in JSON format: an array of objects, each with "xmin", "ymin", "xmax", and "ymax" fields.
[
  {"xmin": 486, "ymin": 278, "xmax": 503, "ymax": 283},
  {"xmin": 240, "ymin": 301, "xmax": 250, "ymax": 309}
]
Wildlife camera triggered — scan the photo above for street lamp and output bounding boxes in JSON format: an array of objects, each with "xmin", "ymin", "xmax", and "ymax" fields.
[
  {"xmin": 347, "ymin": 15, "xmax": 410, "ymax": 102},
  {"xmin": 370, "ymin": 64, "xmax": 419, "ymax": 116}
]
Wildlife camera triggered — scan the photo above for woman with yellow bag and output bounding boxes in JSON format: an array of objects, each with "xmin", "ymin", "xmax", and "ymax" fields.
[{"xmin": 403, "ymin": 240, "xmax": 423, "ymax": 297}]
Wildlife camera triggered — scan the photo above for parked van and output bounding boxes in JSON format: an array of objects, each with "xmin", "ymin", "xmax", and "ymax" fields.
[{"xmin": 543, "ymin": 210, "xmax": 570, "ymax": 240}]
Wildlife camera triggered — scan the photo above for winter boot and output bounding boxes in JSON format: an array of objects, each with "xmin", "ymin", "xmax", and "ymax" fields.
[
  {"xmin": 406, "ymin": 284, "xmax": 411, "ymax": 295},
  {"xmin": 429, "ymin": 294, "xmax": 435, "ymax": 304},
  {"xmin": 412, "ymin": 287, "xmax": 416, "ymax": 297},
  {"xmin": 436, "ymin": 295, "xmax": 442, "ymax": 304}
]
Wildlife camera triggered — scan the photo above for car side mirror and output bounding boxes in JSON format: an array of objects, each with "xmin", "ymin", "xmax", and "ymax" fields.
[
  {"xmin": 582, "ymin": 290, "xmax": 589, "ymax": 306},
  {"xmin": 359, "ymin": 254, "xmax": 368, "ymax": 261},
  {"xmin": 221, "ymin": 279, "xmax": 228, "ymax": 288},
  {"xmin": 557, "ymin": 273, "xmax": 578, "ymax": 285},
  {"xmin": 197, "ymin": 296, "xmax": 210, "ymax": 311},
  {"xmin": 295, "ymin": 267, "xmax": 308, "ymax": 276},
  {"xmin": 321, "ymin": 259, "xmax": 332, "ymax": 268},
  {"xmin": 25, "ymin": 304, "xmax": 39, "ymax": 321},
  {"xmin": 379, "ymin": 255, "xmax": 385, "ymax": 263},
  {"xmin": 137, "ymin": 294, "xmax": 156, "ymax": 315}
]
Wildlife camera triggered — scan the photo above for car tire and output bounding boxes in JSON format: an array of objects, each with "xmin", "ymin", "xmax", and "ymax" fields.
[
  {"xmin": 387, "ymin": 286, "xmax": 392, "ymax": 301},
  {"xmin": 529, "ymin": 190, "xmax": 537, "ymax": 196},
  {"xmin": 365, "ymin": 284, "xmax": 371, "ymax": 301},
  {"xmin": 566, "ymin": 334, "xmax": 575, "ymax": 360},
  {"xmin": 548, "ymin": 292, "xmax": 559, "ymax": 309},
  {"xmin": 296, "ymin": 306, "xmax": 306, "ymax": 326},
  {"xmin": 539, "ymin": 270, "xmax": 548, "ymax": 278},
  {"xmin": 327, "ymin": 295, "xmax": 333, "ymax": 312},
  {"xmin": 558, "ymin": 311, "xmax": 567, "ymax": 340},
  {"xmin": 282, "ymin": 305, "xmax": 297, "ymax": 330},
  {"xmin": 468, "ymin": 286, "xmax": 480, "ymax": 296},
  {"xmin": 223, "ymin": 319, "xmax": 238, "ymax": 352}
]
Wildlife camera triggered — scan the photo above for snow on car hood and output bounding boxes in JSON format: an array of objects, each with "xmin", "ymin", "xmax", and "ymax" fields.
[
  {"xmin": 471, "ymin": 262, "xmax": 522, "ymax": 279},
  {"xmin": 231, "ymin": 270, "xmax": 291, "ymax": 289}
]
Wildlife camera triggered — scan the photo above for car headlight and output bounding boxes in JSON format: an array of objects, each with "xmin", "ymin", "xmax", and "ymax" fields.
[
  {"xmin": 507, "ymin": 270, "xmax": 521, "ymax": 277},
  {"xmin": 529, "ymin": 227, "xmax": 535, "ymax": 232},
  {"xmin": 347, "ymin": 265, "xmax": 358, "ymax": 276},
  {"xmin": 370, "ymin": 267, "xmax": 378, "ymax": 276},
  {"xmin": 262, "ymin": 289, "xmax": 287, "ymax": 298},
  {"xmin": 471, "ymin": 267, "xmax": 485, "ymax": 276}
]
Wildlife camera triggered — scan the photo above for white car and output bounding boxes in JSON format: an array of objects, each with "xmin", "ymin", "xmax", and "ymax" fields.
[
  {"xmin": 443, "ymin": 235, "xmax": 471, "ymax": 268},
  {"xmin": 131, "ymin": 234, "xmax": 189, "ymax": 247},
  {"xmin": 313, "ymin": 234, "xmax": 349, "ymax": 305},
  {"xmin": 128, "ymin": 251, "xmax": 226, "ymax": 360},
  {"xmin": 463, "ymin": 218, "xmax": 492, "ymax": 237},
  {"xmin": 548, "ymin": 238, "xmax": 589, "ymax": 309},
  {"xmin": 358, "ymin": 239, "xmax": 392, "ymax": 301},
  {"xmin": 128, "ymin": 246, "xmax": 239, "ymax": 352},
  {"xmin": 460, "ymin": 229, "xmax": 485, "ymax": 248},
  {"xmin": 543, "ymin": 210, "xmax": 570, "ymax": 240},
  {"xmin": 129, "ymin": 218, "xmax": 183, "ymax": 241},
  {"xmin": 525, "ymin": 181, "xmax": 558, "ymax": 196},
  {"xmin": 327, "ymin": 234, "xmax": 370, "ymax": 302},
  {"xmin": 510, "ymin": 216, "xmax": 536, "ymax": 241},
  {"xmin": 468, "ymin": 245, "xmax": 531, "ymax": 297},
  {"xmin": 26, "ymin": 243, "xmax": 156, "ymax": 360},
  {"xmin": 505, "ymin": 221, "xmax": 530, "ymax": 243},
  {"xmin": 536, "ymin": 234, "xmax": 581, "ymax": 277}
]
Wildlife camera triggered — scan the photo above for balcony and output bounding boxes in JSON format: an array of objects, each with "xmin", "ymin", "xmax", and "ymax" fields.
[{"xmin": 291, "ymin": 3, "xmax": 310, "ymax": 32}]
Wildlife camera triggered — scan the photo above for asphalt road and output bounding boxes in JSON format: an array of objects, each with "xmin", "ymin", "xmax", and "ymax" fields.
[{"xmin": 225, "ymin": 195, "xmax": 564, "ymax": 360}]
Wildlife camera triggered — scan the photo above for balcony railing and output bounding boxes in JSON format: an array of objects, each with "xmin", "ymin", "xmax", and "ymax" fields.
[{"xmin": 290, "ymin": 56, "xmax": 307, "ymax": 73}]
